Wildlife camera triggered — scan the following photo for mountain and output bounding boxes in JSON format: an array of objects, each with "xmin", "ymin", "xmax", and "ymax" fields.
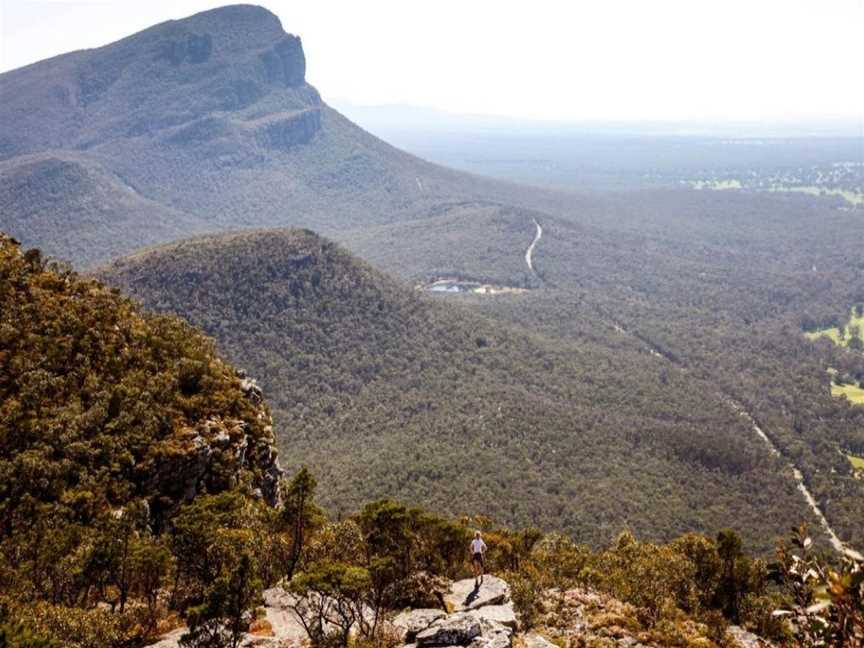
[
  {"xmin": 97, "ymin": 228, "xmax": 820, "ymax": 552},
  {"xmin": 0, "ymin": 232, "xmax": 281, "ymax": 531},
  {"xmin": 3, "ymin": 3, "xmax": 863, "ymax": 552},
  {"xmin": 0, "ymin": 4, "xmax": 548, "ymax": 268},
  {"xmin": 2, "ymin": 234, "xmax": 858, "ymax": 648}
]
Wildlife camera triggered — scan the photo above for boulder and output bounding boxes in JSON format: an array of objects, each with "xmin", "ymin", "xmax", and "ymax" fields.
[
  {"xmin": 416, "ymin": 612, "xmax": 482, "ymax": 647},
  {"xmin": 727, "ymin": 625, "xmax": 772, "ymax": 648},
  {"xmin": 523, "ymin": 634, "xmax": 557, "ymax": 648},
  {"xmin": 468, "ymin": 632, "xmax": 511, "ymax": 648},
  {"xmin": 467, "ymin": 605, "xmax": 517, "ymax": 631},
  {"xmin": 393, "ymin": 608, "xmax": 447, "ymax": 642},
  {"xmin": 445, "ymin": 576, "xmax": 510, "ymax": 612},
  {"xmin": 467, "ymin": 619, "xmax": 512, "ymax": 648}
]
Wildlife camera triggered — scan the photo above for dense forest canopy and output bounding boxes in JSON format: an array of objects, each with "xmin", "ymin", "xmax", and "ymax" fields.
[
  {"xmin": 97, "ymin": 228, "xmax": 842, "ymax": 554},
  {"xmin": 2, "ymin": 236, "xmax": 860, "ymax": 647}
]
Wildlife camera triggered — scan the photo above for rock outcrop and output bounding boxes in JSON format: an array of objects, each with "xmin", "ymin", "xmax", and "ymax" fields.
[
  {"xmin": 416, "ymin": 613, "xmax": 483, "ymax": 647},
  {"xmin": 395, "ymin": 577, "xmax": 516, "ymax": 648},
  {"xmin": 394, "ymin": 609, "xmax": 447, "ymax": 642},
  {"xmin": 146, "ymin": 574, "xmax": 775, "ymax": 648},
  {"xmin": 255, "ymin": 109, "xmax": 322, "ymax": 150},
  {"xmin": 260, "ymin": 35, "xmax": 306, "ymax": 86},
  {"xmin": 144, "ymin": 369, "xmax": 283, "ymax": 522},
  {"xmin": 445, "ymin": 576, "xmax": 511, "ymax": 612}
]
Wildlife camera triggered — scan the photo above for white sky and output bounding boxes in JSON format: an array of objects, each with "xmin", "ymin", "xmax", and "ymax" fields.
[{"xmin": 1, "ymin": 0, "xmax": 863, "ymax": 123}]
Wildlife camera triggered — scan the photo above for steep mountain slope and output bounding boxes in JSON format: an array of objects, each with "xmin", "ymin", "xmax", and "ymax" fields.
[
  {"xmin": 0, "ymin": 152, "xmax": 210, "ymax": 266},
  {"xmin": 0, "ymin": 233, "xmax": 281, "ymax": 531},
  {"xmin": 98, "ymin": 228, "xmax": 818, "ymax": 552},
  {"xmin": 0, "ymin": 4, "xmax": 552, "ymax": 269}
]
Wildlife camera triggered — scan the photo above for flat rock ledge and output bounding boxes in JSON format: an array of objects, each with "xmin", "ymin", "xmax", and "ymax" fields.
[
  {"xmin": 445, "ymin": 576, "xmax": 511, "ymax": 612},
  {"xmin": 398, "ymin": 577, "xmax": 515, "ymax": 648}
]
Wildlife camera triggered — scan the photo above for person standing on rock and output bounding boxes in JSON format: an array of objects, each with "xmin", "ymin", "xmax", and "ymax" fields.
[{"xmin": 470, "ymin": 531, "xmax": 487, "ymax": 585}]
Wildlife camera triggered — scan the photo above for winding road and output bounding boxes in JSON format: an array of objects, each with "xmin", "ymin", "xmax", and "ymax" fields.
[
  {"xmin": 728, "ymin": 401, "xmax": 848, "ymax": 553},
  {"xmin": 525, "ymin": 218, "xmax": 542, "ymax": 273},
  {"xmin": 610, "ymin": 311, "xmax": 852, "ymax": 553}
]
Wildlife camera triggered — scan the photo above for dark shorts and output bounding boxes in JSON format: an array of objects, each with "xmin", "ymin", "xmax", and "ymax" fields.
[{"xmin": 472, "ymin": 552, "xmax": 484, "ymax": 565}]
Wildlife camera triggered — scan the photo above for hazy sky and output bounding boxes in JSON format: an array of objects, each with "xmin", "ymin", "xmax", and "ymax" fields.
[{"xmin": 1, "ymin": 0, "xmax": 863, "ymax": 124}]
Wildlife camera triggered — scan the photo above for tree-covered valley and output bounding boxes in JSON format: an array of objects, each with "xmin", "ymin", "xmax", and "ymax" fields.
[
  {"xmin": 0, "ymin": 3, "xmax": 862, "ymax": 647},
  {"xmin": 2, "ymin": 235, "xmax": 861, "ymax": 648}
]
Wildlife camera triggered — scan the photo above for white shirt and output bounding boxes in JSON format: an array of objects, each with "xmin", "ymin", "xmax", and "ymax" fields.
[{"xmin": 471, "ymin": 538, "xmax": 487, "ymax": 554}]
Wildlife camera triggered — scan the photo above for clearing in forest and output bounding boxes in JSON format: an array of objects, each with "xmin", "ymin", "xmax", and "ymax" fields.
[
  {"xmin": 805, "ymin": 305, "xmax": 864, "ymax": 347},
  {"xmin": 831, "ymin": 381, "xmax": 864, "ymax": 405}
]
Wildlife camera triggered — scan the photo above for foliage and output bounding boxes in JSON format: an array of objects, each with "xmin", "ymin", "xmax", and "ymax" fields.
[
  {"xmin": 772, "ymin": 525, "xmax": 863, "ymax": 647},
  {"xmin": 181, "ymin": 551, "xmax": 262, "ymax": 648},
  {"xmin": 97, "ymin": 226, "xmax": 856, "ymax": 554},
  {"xmin": 288, "ymin": 561, "xmax": 373, "ymax": 647},
  {"xmin": 0, "ymin": 236, "xmax": 281, "ymax": 647}
]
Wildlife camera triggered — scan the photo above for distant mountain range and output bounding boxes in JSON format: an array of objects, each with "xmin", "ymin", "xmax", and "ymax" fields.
[
  {"xmin": 329, "ymin": 99, "xmax": 863, "ymax": 138},
  {"xmin": 0, "ymin": 4, "xmax": 547, "ymax": 268}
]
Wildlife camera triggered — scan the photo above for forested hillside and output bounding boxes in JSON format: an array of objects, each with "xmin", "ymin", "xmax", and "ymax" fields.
[
  {"xmin": 2, "ymin": 234, "xmax": 861, "ymax": 648},
  {"xmin": 341, "ymin": 188, "xmax": 864, "ymax": 548},
  {"xmin": 2, "ymin": 0, "xmax": 861, "ymax": 558},
  {"xmin": 0, "ymin": 232, "xmax": 283, "ymax": 517},
  {"xmin": 98, "ymin": 228, "xmax": 822, "ymax": 553}
]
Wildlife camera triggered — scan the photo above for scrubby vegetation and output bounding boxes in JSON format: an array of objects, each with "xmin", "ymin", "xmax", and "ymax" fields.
[
  {"xmin": 4, "ymin": 472, "xmax": 862, "ymax": 647},
  {"xmin": 3, "ymin": 234, "xmax": 862, "ymax": 647},
  {"xmin": 0, "ymin": 233, "xmax": 279, "ymax": 645}
]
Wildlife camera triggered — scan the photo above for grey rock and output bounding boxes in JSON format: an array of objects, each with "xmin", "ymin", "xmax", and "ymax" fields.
[
  {"xmin": 416, "ymin": 612, "xmax": 481, "ymax": 647},
  {"xmin": 445, "ymin": 576, "xmax": 510, "ymax": 612},
  {"xmin": 255, "ymin": 109, "xmax": 322, "ymax": 150},
  {"xmin": 468, "ymin": 633, "xmax": 511, "ymax": 648},
  {"xmin": 467, "ymin": 620, "xmax": 511, "ymax": 648},
  {"xmin": 394, "ymin": 609, "xmax": 447, "ymax": 642},
  {"xmin": 523, "ymin": 633, "xmax": 557, "ymax": 648},
  {"xmin": 727, "ymin": 625, "xmax": 771, "ymax": 648},
  {"xmin": 467, "ymin": 605, "xmax": 517, "ymax": 631}
]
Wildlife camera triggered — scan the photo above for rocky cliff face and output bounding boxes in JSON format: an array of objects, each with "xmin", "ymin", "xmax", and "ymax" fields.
[
  {"xmin": 146, "ymin": 371, "xmax": 283, "ymax": 521},
  {"xmin": 0, "ymin": 4, "xmax": 320, "ymax": 156}
]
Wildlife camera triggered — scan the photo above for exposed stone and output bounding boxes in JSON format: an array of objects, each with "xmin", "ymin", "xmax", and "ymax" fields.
[
  {"xmin": 467, "ymin": 605, "xmax": 517, "ymax": 631},
  {"xmin": 255, "ymin": 109, "xmax": 321, "ymax": 150},
  {"xmin": 467, "ymin": 632, "xmax": 511, "ymax": 648},
  {"xmin": 259, "ymin": 35, "xmax": 306, "ymax": 86},
  {"xmin": 467, "ymin": 618, "xmax": 511, "ymax": 648},
  {"xmin": 445, "ymin": 576, "xmax": 510, "ymax": 612},
  {"xmin": 523, "ymin": 634, "xmax": 557, "ymax": 648},
  {"xmin": 727, "ymin": 625, "xmax": 772, "ymax": 648},
  {"xmin": 240, "ymin": 375, "xmax": 263, "ymax": 403},
  {"xmin": 157, "ymin": 33, "xmax": 213, "ymax": 66},
  {"xmin": 393, "ymin": 608, "xmax": 447, "ymax": 642},
  {"xmin": 416, "ymin": 612, "xmax": 482, "ymax": 647}
]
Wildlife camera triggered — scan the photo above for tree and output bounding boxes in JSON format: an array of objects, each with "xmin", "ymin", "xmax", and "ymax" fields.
[
  {"xmin": 181, "ymin": 549, "xmax": 262, "ymax": 648},
  {"xmin": 773, "ymin": 525, "xmax": 864, "ymax": 647},
  {"xmin": 129, "ymin": 539, "xmax": 171, "ymax": 633},
  {"xmin": 287, "ymin": 561, "xmax": 372, "ymax": 647},
  {"xmin": 281, "ymin": 467, "xmax": 321, "ymax": 581},
  {"xmin": 715, "ymin": 529, "xmax": 746, "ymax": 621}
]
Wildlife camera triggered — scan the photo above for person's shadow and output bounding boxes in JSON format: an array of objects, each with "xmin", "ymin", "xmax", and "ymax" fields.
[{"xmin": 463, "ymin": 581, "xmax": 481, "ymax": 608}]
